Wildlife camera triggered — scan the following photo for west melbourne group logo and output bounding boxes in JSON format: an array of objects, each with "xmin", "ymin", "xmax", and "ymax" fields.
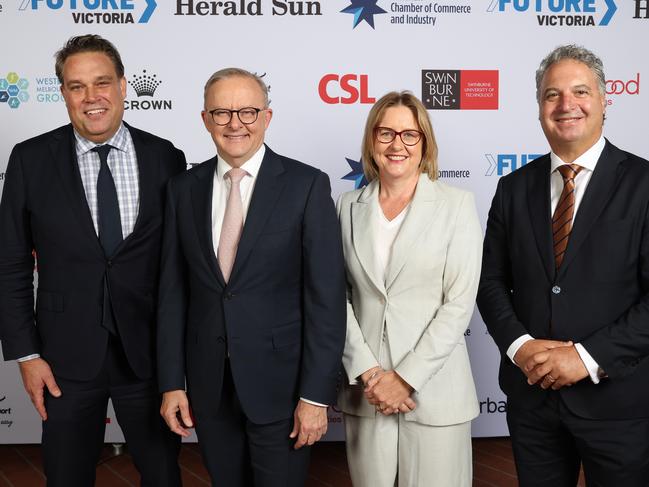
[
  {"xmin": 422, "ymin": 70, "xmax": 498, "ymax": 110},
  {"xmin": 125, "ymin": 69, "xmax": 172, "ymax": 110},
  {"xmin": 18, "ymin": 0, "xmax": 157, "ymax": 24},
  {"xmin": 488, "ymin": 0, "xmax": 617, "ymax": 26},
  {"xmin": 0, "ymin": 72, "xmax": 29, "ymax": 109}
]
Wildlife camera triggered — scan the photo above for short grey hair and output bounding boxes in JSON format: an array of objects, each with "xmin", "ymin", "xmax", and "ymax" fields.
[
  {"xmin": 535, "ymin": 45, "xmax": 606, "ymax": 102},
  {"xmin": 203, "ymin": 67, "xmax": 269, "ymax": 107}
]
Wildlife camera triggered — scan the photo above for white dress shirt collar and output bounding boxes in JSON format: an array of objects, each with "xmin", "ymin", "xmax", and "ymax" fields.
[
  {"xmin": 549, "ymin": 135, "xmax": 605, "ymax": 174},
  {"xmin": 216, "ymin": 144, "xmax": 266, "ymax": 181}
]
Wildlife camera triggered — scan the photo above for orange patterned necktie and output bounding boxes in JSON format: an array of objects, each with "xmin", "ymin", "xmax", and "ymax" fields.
[{"xmin": 552, "ymin": 164, "xmax": 583, "ymax": 270}]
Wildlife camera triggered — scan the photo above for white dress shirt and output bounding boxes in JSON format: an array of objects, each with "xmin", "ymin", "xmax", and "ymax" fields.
[{"xmin": 507, "ymin": 136, "xmax": 606, "ymax": 384}]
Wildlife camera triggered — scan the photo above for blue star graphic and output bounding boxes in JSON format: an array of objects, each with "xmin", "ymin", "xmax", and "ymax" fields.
[
  {"xmin": 342, "ymin": 158, "xmax": 369, "ymax": 189},
  {"xmin": 341, "ymin": 0, "xmax": 387, "ymax": 29}
]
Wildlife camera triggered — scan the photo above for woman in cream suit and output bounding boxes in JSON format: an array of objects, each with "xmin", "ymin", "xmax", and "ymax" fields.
[{"xmin": 338, "ymin": 91, "xmax": 482, "ymax": 486}]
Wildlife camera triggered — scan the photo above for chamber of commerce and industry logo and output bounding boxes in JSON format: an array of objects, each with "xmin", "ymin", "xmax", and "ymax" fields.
[
  {"xmin": 341, "ymin": 0, "xmax": 387, "ymax": 28},
  {"xmin": 0, "ymin": 72, "xmax": 29, "ymax": 109},
  {"xmin": 126, "ymin": 69, "xmax": 171, "ymax": 110},
  {"xmin": 18, "ymin": 0, "xmax": 157, "ymax": 24},
  {"xmin": 342, "ymin": 158, "xmax": 369, "ymax": 189},
  {"xmin": 422, "ymin": 70, "xmax": 498, "ymax": 110},
  {"xmin": 488, "ymin": 0, "xmax": 617, "ymax": 26}
]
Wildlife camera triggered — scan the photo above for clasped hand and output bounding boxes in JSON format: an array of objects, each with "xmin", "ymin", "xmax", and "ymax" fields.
[
  {"xmin": 514, "ymin": 339, "xmax": 589, "ymax": 390},
  {"xmin": 361, "ymin": 367, "xmax": 416, "ymax": 415}
]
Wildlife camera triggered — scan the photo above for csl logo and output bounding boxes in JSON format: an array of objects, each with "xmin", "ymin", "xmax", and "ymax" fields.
[
  {"xmin": 485, "ymin": 153, "xmax": 543, "ymax": 176},
  {"xmin": 318, "ymin": 74, "xmax": 375, "ymax": 104},
  {"xmin": 606, "ymin": 73, "xmax": 639, "ymax": 95}
]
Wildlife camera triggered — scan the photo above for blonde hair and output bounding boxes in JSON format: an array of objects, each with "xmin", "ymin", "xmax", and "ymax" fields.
[{"xmin": 361, "ymin": 91, "xmax": 438, "ymax": 182}]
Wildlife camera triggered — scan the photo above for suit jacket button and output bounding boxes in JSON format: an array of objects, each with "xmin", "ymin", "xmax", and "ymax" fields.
[
  {"xmin": 225, "ymin": 292, "xmax": 233, "ymax": 300},
  {"xmin": 552, "ymin": 285, "xmax": 561, "ymax": 294},
  {"xmin": 106, "ymin": 259, "xmax": 113, "ymax": 268}
]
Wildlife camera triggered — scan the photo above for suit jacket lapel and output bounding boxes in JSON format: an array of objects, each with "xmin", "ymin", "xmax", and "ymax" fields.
[
  {"xmin": 228, "ymin": 147, "xmax": 286, "ymax": 285},
  {"xmin": 350, "ymin": 180, "xmax": 385, "ymax": 295},
  {"xmin": 124, "ymin": 123, "xmax": 158, "ymax": 244},
  {"xmin": 527, "ymin": 155, "xmax": 554, "ymax": 282},
  {"xmin": 191, "ymin": 157, "xmax": 225, "ymax": 286},
  {"xmin": 385, "ymin": 175, "xmax": 442, "ymax": 291},
  {"xmin": 51, "ymin": 125, "xmax": 104, "ymax": 257},
  {"xmin": 558, "ymin": 141, "xmax": 625, "ymax": 278}
]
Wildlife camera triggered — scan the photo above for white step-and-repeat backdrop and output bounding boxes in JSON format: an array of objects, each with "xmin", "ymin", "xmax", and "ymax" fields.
[{"xmin": 1, "ymin": 0, "xmax": 647, "ymax": 443}]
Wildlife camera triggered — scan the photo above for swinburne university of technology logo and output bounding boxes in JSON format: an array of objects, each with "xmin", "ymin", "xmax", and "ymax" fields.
[
  {"xmin": 18, "ymin": 0, "xmax": 157, "ymax": 24},
  {"xmin": 422, "ymin": 70, "xmax": 498, "ymax": 110},
  {"xmin": 0, "ymin": 72, "xmax": 29, "ymax": 109},
  {"xmin": 125, "ymin": 69, "xmax": 172, "ymax": 111},
  {"xmin": 488, "ymin": 0, "xmax": 617, "ymax": 26}
]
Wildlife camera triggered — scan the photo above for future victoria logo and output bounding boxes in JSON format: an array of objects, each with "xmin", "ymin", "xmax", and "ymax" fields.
[
  {"xmin": 488, "ymin": 0, "xmax": 617, "ymax": 26},
  {"xmin": 18, "ymin": 0, "xmax": 157, "ymax": 24}
]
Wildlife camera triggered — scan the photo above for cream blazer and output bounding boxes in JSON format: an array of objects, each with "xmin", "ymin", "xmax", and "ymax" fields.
[{"xmin": 337, "ymin": 174, "xmax": 482, "ymax": 426}]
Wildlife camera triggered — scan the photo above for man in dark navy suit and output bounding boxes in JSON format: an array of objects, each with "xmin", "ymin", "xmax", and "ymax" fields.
[
  {"xmin": 478, "ymin": 45, "xmax": 649, "ymax": 486},
  {"xmin": 0, "ymin": 35, "xmax": 184, "ymax": 486},
  {"xmin": 157, "ymin": 67, "xmax": 346, "ymax": 486}
]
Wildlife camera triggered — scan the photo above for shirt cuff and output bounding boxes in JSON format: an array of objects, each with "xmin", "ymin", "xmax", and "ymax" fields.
[
  {"xmin": 507, "ymin": 335, "xmax": 533, "ymax": 364},
  {"xmin": 17, "ymin": 354, "xmax": 40, "ymax": 362},
  {"xmin": 299, "ymin": 397, "xmax": 328, "ymax": 408},
  {"xmin": 574, "ymin": 343, "xmax": 601, "ymax": 384}
]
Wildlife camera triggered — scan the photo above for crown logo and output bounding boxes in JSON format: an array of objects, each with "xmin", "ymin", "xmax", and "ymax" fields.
[{"xmin": 129, "ymin": 70, "xmax": 162, "ymax": 97}]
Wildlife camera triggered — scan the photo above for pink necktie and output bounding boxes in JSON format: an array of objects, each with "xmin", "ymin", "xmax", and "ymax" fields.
[{"xmin": 218, "ymin": 168, "xmax": 247, "ymax": 282}]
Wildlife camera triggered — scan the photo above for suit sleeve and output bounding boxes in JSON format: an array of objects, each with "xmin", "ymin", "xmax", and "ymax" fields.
[
  {"xmin": 336, "ymin": 195, "xmax": 380, "ymax": 384},
  {"xmin": 476, "ymin": 177, "xmax": 529, "ymax": 356},
  {"xmin": 0, "ymin": 145, "xmax": 38, "ymax": 360},
  {"xmin": 157, "ymin": 177, "xmax": 188, "ymax": 392},
  {"xmin": 299, "ymin": 171, "xmax": 346, "ymax": 405},
  {"xmin": 581, "ymin": 192, "xmax": 649, "ymax": 379},
  {"xmin": 394, "ymin": 191, "xmax": 483, "ymax": 391}
]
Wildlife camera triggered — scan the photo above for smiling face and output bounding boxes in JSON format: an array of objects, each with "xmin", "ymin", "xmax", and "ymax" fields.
[
  {"xmin": 60, "ymin": 51, "xmax": 126, "ymax": 144},
  {"xmin": 202, "ymin": 75, "xmax": 272, "ymax": 167},
  {"xmin": 372, "ymin": 105, "xmax": 423, "ymax": 184},
  {"xmin": 539, "ymin": 59, "xmax": 606, "ymax": 162}
]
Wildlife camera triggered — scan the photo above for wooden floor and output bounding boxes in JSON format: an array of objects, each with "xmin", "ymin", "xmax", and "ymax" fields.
[{"xmin": 0, "ymin": 438, "xmax": 586, "ymax": 486}]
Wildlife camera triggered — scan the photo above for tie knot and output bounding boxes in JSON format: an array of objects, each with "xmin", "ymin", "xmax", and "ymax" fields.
[
  {"xmin": 226, "ymin": 167, "xmax": 247, "ymax": 185},
  {"xmin": 92, "ymin": 145, "xmax": 112, "ymax": 162},
  {"xmin": 557, "ymin": 164, "xmax": 582, "ymax": 182}
]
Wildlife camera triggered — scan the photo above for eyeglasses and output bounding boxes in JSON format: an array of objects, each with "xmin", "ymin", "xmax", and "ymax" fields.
[
  {"xmin": 374, "ymin": 127, "xmax": 423, "ymax": 146},
  {"xmin": 207, "ymin": 107, "xmax": 264, "ymax": 126}
]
